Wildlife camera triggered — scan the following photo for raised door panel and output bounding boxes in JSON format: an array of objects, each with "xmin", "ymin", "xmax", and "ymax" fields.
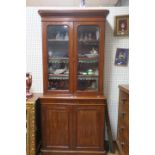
[
  {"xmin": 123, "ymin": 100, "xmax": 129, "ymax": 129},
  {"xmin": 41, "ymin": 104, "xmax": 72, "ymax": 149},
  {"xmin": 73, "ymin": 105, "xmax": 105, "ymax": 150}
]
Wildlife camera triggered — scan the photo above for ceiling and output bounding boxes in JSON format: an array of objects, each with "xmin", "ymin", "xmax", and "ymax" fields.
[{"xmin": 26, "ymin": 0, "xmax": 129, "ymax": 7}]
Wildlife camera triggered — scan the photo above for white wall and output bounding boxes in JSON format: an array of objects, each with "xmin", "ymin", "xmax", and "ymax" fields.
[
  {"xmin": 104, "ymin": 7, "xmax": 129, "ymax": 139},
  {"xmin": 26, "ymin": 7, "xmax": 129, "ymax": 139}
]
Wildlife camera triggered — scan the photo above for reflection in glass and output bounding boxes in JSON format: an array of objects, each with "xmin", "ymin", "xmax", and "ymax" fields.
[
  {"xmin": 47, "ymin": 25, "xmax": 69, "ymax": 90},
  {"xmin": 77, "ymin": 26, "xmax": 99, "ymax": 91}
]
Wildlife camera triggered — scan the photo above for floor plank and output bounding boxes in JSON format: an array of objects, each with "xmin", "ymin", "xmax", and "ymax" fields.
[{"xmin": 107, "ymin": 150, "xmax": 120, "ymax": 155}]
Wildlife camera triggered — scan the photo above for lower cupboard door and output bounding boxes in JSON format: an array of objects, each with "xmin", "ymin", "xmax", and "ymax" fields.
[
  {"xmin": 41, "ymin": 104, "xmax": 72, "ymax": 149},
  {"xmin": 73, "ymin": 104, "xmax": 105, "ymax": 150}
]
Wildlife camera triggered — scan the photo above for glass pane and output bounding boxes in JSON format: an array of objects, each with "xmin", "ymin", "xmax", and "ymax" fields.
[
  {"xmin": 47, "ymin": 25, "xmax": 69, "ymax": 90},
  {"xmin": 77, "ymin": 25, "xmax": 99, "ymax": 91}
]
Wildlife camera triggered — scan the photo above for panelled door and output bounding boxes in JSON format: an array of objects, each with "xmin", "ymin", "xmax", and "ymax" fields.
[
  {"xmin": 41, "ymin": 104, "xmax": 73, "ymax": 149},
  {"xmin": 73, "ymin": 104, "xmax": 105, "ymax": 150}
]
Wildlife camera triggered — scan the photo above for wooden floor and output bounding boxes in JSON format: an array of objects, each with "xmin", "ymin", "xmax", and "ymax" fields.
[
  {"xmin": 37, "ymin": 146, "xmax": 120, "ymax": 155},
  {"xmin": 38, "ymin": 150, "xmax": 120, "ymax": 155},
  {"xmin": 107, "ymin": 150, "xmax": 120, "ymax": 155}
]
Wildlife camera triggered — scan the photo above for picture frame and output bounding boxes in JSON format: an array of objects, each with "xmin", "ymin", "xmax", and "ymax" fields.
[
  {"xmin": 115, "ymin": 48, "xmax": 129, "ymax": 66},
  {"xmin": 114, "ymin": 15, "xmax": 129, "ymax": 36}
]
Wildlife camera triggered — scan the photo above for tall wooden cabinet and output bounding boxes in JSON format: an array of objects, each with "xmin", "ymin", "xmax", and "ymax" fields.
[{"xmin": 38, "ymin": 10, "xmax": 109, "ymax": 155}]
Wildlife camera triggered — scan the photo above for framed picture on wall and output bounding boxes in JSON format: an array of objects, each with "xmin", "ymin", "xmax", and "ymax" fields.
[
  {"xmin": 114, "ymin": 15, "xmax": 129, "ymax": 36},
  {"xmin": 115, "ymin": 48, "xmax": 129, "ymax": 66}
]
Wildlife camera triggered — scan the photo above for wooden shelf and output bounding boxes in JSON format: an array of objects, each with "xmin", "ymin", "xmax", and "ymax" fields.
[
  {"xmin": 48, "ymin": 39, "xmax": 69, "ymax": 42},
  {"xmin": 48, "ymin": 74, "xmax": 69, "ymax": 80},
  {"xmin": 49, "ymin": 57, "xmax": 68, "ymax": 59},
  {"xmin": 78, "ymin": 75, "xmax": 98, "ymax": 80},
  {"xmin": 78, "ymin": 40, "xmax": 99, "ymax": 45},
  {"xmin": 49, "ymin": 57, "xmax": 69, "ymax": 63},
  {"xmin": 78, "ymin": 57, "xmax": 98, "ymax": 63}
]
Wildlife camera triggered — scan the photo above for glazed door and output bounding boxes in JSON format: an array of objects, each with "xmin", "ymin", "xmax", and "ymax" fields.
[
  {"xmin": 74, "ymin": 22, "xmax": 105, "ymax": 95},
  {"xmin": 42, "ymin": 22, "xmax": 74, "ymax": 94}
]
